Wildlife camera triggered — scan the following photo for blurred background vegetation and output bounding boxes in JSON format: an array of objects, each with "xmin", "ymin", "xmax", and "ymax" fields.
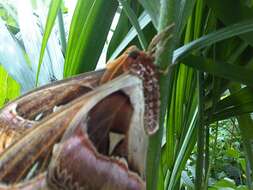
[{"xmin": 0, "ymin": 0, "xmax": 253, "ymax": 189}]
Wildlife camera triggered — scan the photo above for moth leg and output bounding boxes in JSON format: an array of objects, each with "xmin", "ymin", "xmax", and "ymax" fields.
[{"xmin": 147, "ymin": 23, "xmax": 175, "ymax": 56}]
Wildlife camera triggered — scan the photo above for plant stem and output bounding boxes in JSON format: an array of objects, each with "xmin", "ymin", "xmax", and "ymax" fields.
[
  {"xmin": 195, "ymin": 71, "xmax": 205, "ymax": 190},
  {"xmin": 146, "ymin": 0, "xmax": 177, "ymax": 190}
]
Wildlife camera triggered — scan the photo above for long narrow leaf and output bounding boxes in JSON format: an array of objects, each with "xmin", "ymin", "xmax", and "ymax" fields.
[
  {"xmin": 216, "ymin": 87, "xmax": 253, "ymax": 111},
  {"xmin": 174, "ymin": 19, "xmax": 253, "ymax": 63},
  {"xmin": 109, "ymin": 11, "xmax": 151, "ymax": 61},
  {"xmin": 0, "ymin": 66, "xmax": 20, "ymax": 107},
  {"xmin": 0, "ymin": 66, "xmax": 8, "ymax": 106},
  {"xmin": 119, "ymin": 0, "xmax": 147, "ymax": 50},
  {"xmin": 17, "ymin": 1, "xmax": 59, "ymax": 86},
  {"xmin": 182, "ymin": 55, "xmax": 253, "ymax": 87},
  {"xmin": 138, "ymin": 0, "xmax": 160, "ymax": 28},
  {"xmin": 57, "ymin": 9, "xmax": 67, "ymax": 55},
  {"xmin": 167, "ymin": 108, "xmax": 198, "ymax": 190},
  {"xmin": 64, "ymin": 0, "xmax": 118, "ymax": 77},
  {"xmin": 35, "ymin": 0, "xmax": 62, "ymax": 85},
  {"xmin": 207, "ymin": 0, "xmax": 253, "ymax": 46}
]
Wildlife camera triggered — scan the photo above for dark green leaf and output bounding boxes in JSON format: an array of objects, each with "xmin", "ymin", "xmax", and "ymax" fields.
[
  {"xmin": 207, "ymin": 0, "xmax": 253, "ymax": 46},
  {"xmin": 138, "ymin": 0, "xmax": 160, "ymax": 28},
  {"xmin": 174, "ymin": 19, "xmax": 253, "ymax": 63},
  {"xmin": 182, "ymin": 55, "xmax": 253, "ymax": 87},
  {"xmin": 64, "ymin": 0, "xmax": 118, "ymax": 77},
  {"xmin": 119, "ymin": 0, "xmax": 147, "ymax": 49}
]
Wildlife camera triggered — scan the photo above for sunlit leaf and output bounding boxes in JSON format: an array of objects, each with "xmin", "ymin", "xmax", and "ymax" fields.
[
  {"xmin": 36, "ymin": 0, "xmax": 62, "ymax": 85},
  {"xmin": 0, "ymin": 18, "xmax": 34, "ymax": 92},
  {"xmin": 64, "ymin": 0, "xmax": 118, "ymax": 77},
  {"xmin": 0, "ymin": 66, "xmax": 20, "ymax": 107}
]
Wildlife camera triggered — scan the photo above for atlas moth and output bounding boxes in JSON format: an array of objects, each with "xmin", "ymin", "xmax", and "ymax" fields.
[{"xmin": 0, "ymin": 24, "xmax": 175, "ymax": 189}]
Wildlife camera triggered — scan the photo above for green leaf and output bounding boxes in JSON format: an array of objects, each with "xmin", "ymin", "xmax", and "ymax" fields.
[
  {"xmin": 64, "ymin": 0, "xmax": 118, "ymax": 77},
  {"xmin": 138, "ymin": 0, "xmax": 160, "ymax": 28},
  {"xmin": 174, "ymin": 19, "xmax": 253, "ymax": 63},
  {"xmin": 239, "ymin": 158, "xmax": 246, "ymax": 174},
  {"xmin": 208, "ymin": 87, "xmax": 253, "ymax": 122},
  {"xmin": 16, "ymin": 1, "xmax": 64, "ymax": 86},
  {"xmin": 226, "ymin": 148, "xmax": 240, "ymax": 159},
  {"xmin": 167, "ymin": 108, "xmax": 198, "ymax": 190},
  {"xmin": 213, "ymin": 178, "xmax": 236, "ymax": 189},
  {"xmin": 0, "ymin": 66, "xmax": 20, "ymax": 107},
  {"xmin": 182, "ymin": 55, "xmax": 253, "ymax": 87},
  {"xmin": 57, "ymin": 9, "xmax": 66, "ymax": 55},
  {"xmin": 119, "ymin": 0, "xmax": 147, "ymax": 49},
  {"xmin": 209, "ymin": 103, "xmax": 253, "ymax": 123},
  {"xmin": 236, "ymin": 185, "xmax": 248, "ymax": 190},
  {"xmin": 229, "ymin": 84, "xmax": 253, "ymax": 185},
  {"xmin": 175, "ymin": 0, "xmax": 196, "ymax": 40},
  {"xmin": 216, "ymin": 87, "xmax": 253, "ymax": 112},
  {"xmin": 108, "ymin": 11, "xmax": 151, "ymax": 61},
  {"xmin": 106, "ymin": 9, "xmax": 132, "ymax": 60},
  {"xmin": 207, "ymin": 0, "xmax": 253, "ymax": 46},
  {"xmin": 0, "ymin": 65, "xmax": 8, "ymax": 106},
  {"xmin": 0, "ymin": 18, "xmax": 34, "ymax": 92},
  {"xmin": 36, "ymin": 0, "xmax": 62, "ymax": 86}
]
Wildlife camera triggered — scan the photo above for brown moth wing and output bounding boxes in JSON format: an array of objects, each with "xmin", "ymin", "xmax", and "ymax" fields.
[
  {"xmin": 0, "ymin": 73, "xmax": 146, "ymax": 189},
  {"xmin": 0, "ymin": 70, "xmax": 145, "ymax": 185},
  {"xmin": 87, "ymin": 92, "xmax": 133, "ymax": 156},
  {"xmin": 48, "ymin": 127, "xmax": 145, "ymax": 190},
  {"xmin": 0, "ymin": 71, "xmax": 104, "ymax": 183},
  {"xmin": 47, "ymin": 73, "xmax": 148, "ymax": 189},
  {"xmin": 0, "ymin": 173, "xmax": 48, "ymax": 190},
  {"xmin": 0, "ymin": 99, "xmax": 84, "ymax": 183},
  {"xmin": 0, "ymin": 70, "xmax": 104, "ymax": 153}
]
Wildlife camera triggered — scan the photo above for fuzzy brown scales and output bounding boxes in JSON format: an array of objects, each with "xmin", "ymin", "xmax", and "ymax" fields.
[
  {"xmin": 101, "ymin": 46, "xmax": 160, "ymax": 135},
  {"xmin": 126, "ymin": 49, "xmax": 160, "ymax": 135}
]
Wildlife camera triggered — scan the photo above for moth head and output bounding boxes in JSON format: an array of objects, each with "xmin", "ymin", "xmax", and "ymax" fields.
[{"xmin": 100, "ymin": 46, "xmax": 160, "ymax": 135}]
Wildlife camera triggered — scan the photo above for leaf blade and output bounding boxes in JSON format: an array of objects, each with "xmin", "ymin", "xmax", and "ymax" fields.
[{"xmin": 35, "ymin": 0, "xmax": 62, "ymax": 86}]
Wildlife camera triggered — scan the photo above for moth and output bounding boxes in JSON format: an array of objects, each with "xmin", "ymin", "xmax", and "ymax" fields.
[
  {"xmin": 0, "ymin": 44, "xmax": 161, "ymax": 189},
  {"xmin": 0, "ymin": 23, "xmax": 174, "ymax": 190}
]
